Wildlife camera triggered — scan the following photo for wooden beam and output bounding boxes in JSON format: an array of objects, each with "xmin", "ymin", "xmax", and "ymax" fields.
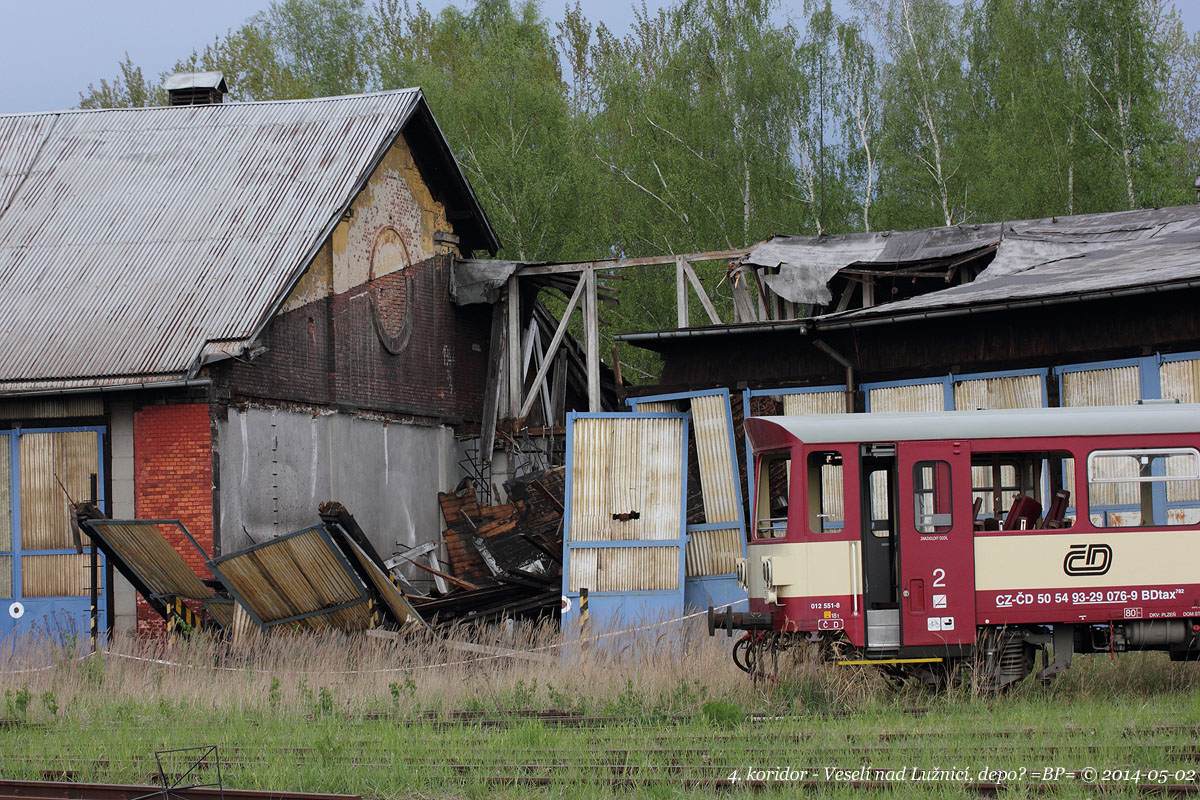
[
  {"xmin": 675, "ymin": 256, "xmax": 688, "ymax": 327},
  {"xmin": 513, "ymin": 246, "xmax": 751, "ymax": 276},
  {"xmin": 550, "ymin": 350, "xmax": 568, "ymax": 427},
  {"xmin": 505, "ymin": 275, "xmax": 521, "ymax": 418},
  {"xmin": 517, "ymin": 276, "xmax": 586, "ymax": 420},
  {"xmin": 834, "ymin": 280, "xmax": 857, "ymax": 313},
  {"xmin": 681, "ymin": 260, "xmax": 721, "ymax": 324},
  {"xmin": 584, "ymin": 268, "xmax": 601, "ymax": 411},
  {"xmin": 478, "ymin": 303, "xmax": 505, "ymax": 469}
]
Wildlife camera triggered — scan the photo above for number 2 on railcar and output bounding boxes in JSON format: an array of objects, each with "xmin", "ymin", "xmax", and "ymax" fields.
[{"xmin": 709, "ymin": 404, "xmax": 1200, "ymax": 689}]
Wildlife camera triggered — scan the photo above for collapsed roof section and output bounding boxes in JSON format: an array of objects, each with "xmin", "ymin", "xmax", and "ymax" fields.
[{"xmin": 743, "ymin": 204, "xmax": 1200, "ymax": 312}]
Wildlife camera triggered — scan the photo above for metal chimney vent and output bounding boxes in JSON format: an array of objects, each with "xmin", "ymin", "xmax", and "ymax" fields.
[{"xmin": 163, "ymin": 71, "xmax": 228, "ymax": 106}]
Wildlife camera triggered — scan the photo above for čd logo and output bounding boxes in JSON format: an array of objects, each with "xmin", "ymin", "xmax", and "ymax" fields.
[{"xmin": 1063, "ymin": 543, "xmax": 1112, "ymax": 576}]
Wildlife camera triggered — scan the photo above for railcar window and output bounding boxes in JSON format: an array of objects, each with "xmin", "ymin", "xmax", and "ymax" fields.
[
  {"xmin": 807, "ymin": 451, "xmax": 845, "ymax": 533},
  {"xmin": 1087, "ymin": 448, "xmax": 1200, "ymax": 528},
  {"xmin": 971, "ymin": 451, "xmax": 1075, "ymax": 530},
  {"xmin": 913, "ymin": 460, "xmax": 953, "ymax": 533},
  {"xmin": 971, "ymin": 460, "xmax": 1021, "ymax": 521},
  {"xmin": 754, "ymin": 452, "xmax": 791, "ymax": 539}
]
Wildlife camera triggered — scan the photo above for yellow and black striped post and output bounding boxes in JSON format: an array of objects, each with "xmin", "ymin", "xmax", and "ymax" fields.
[
  {"xmin": 166, "ymin": 597, "xmax": 199, "ymax": 636},
  {"xmin": 368, "ymin": 597, "xmax": 382, "ymax": 629},
  {"xmin": 579, "ymin": 588, "xmax": 590, "ymax": 643}
]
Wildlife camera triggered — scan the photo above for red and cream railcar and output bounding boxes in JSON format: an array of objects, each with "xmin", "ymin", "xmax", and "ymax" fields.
[{"xmin": 710, "ymin": 404, "xmax": 1200, "ymax": 687}]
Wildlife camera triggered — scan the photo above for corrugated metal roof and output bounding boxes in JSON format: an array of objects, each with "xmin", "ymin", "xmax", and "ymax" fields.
[{"xmin": 0, "ymin": 89, "xmax": 497, "ymax": 393}]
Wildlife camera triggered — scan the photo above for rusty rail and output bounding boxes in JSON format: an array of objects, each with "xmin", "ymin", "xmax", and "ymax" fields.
[{"xmin": 0, "ymin": 781, "xmax": 357, "ymax": 800}]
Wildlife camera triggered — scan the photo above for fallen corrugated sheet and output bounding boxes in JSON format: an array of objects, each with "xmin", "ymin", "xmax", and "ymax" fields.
[
  {"xmin": 208, "ymin": 526, "xmax": 372, "ymax": 633},
  {"xmin": 748, "ymin": 205, "xmax": 1200, "ymax": 307},
  {"xmin": 76, "ymin": 509, "xmax": 233, "ymax": 631},
  {"xmin": 318, "ymin": 502, "xmax": 426, "ymax": 629}
]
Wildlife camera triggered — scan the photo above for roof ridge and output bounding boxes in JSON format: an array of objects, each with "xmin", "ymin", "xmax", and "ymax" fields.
[{"xmin": 0, "ymin": 87, "xmax": 424, "ymax": 120}]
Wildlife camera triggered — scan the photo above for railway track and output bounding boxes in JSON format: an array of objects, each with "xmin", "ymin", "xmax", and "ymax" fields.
[
  {"xmin": 0, "ymin": 781, "xmax": 356, "ymax": 800},
  {"xmin": 4, "ymin": 715, "xmax": 1198, "ymax": 796}
]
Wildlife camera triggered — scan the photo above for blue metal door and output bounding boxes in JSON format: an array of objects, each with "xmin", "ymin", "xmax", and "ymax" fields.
[
  {"xmin": 0, "ymin": 427, "xmax": 107, "ymax": 642},
  {"xmin": 561, "ymin": 413, "xmax": 689, "ymax": 637}
]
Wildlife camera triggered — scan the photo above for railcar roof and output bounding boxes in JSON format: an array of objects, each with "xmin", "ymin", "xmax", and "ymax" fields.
[{"xmin": 751, "ymin": 403, "xmax": 1200, "ymax": 446}]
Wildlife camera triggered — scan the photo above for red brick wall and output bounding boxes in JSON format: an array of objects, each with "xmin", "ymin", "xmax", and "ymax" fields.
[{"xmin": 133, "ymin": 403, "xmax": 213, "ymax": 635}]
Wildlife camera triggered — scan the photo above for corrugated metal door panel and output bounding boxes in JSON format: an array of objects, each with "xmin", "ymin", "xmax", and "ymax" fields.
[
  {"xmin": 1160, "ymin": 359, "xmax": 1200, "ymax": 403},
  {"xmin": 686, "ymin": 527, "xmax": 741, "ymax": 577},
  {"xmin": 19, "ymin": 431, "xmax": 98, "ymax": 550},
  {"xmin": 0, "ymin": 398, "xmax": 103, "ymax": 421},
  {"xmin": 1061, "ymin": 366, "xmax": 1140, "ymax": 509},
  {"xmin": 691, "ymin": 394, "xmax": 740, "ymax": 524},
  {"xmin": 781, "ymin": 391, "xmax": 845, "ymax": 416},
  {"xmin": 21, "ymin": 554, "xmax": 91, "ymax": 597},
  {"xmin": 0, "ymin": 437, "xmax": 9, "ymax": 552},
  {"xmin": 868, "ymin": 383, "xmax": 944, "ymax": 413},
  {"xmin": 636, "ymin": 401, "xmax": 678, "ymax": 412},
  {"xmin": 0, "ymin": 556, "xmax": 10, "ymax": 597},
  {"xmin": 569, "ymin": 417, "xmax": 683, "ymax": 543},
  {"xmin": 1060, "ymin": 366, "xmax": 1140, "ymax": 407},
  {"xmin": 782, "ymin": 392, "xmax": 848, "ymax": 529},
  {"xmin": 567, "ymin": 546, "xmax": 680, "ymax": 592},
  {"xmin": 953, "ymin": 374, "xmax": 1042, "ymax": 410}
]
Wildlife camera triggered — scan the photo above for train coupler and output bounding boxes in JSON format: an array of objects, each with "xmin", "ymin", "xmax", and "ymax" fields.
[{"xmin": 708, "ymin": 605, "xmax": 774, "ymax": 637}]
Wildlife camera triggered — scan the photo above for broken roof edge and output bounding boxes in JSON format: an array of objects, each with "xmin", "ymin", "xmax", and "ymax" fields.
[
  {"xmin": 812, "ymin": 273, "xmax": 1200, "ymax": 331},
  {"xmin": 615, "ymin": 273, "xmax": 1200, "ymax": 350}
]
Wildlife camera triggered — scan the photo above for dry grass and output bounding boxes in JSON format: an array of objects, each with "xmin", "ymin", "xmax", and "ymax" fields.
[
  {"xmin": 1, "ymin": 618, "xmax": 1197, "ymax": 725},
  {"xmin": 0, "ymin": 617, "xmax": 763, "ymax": 722}
]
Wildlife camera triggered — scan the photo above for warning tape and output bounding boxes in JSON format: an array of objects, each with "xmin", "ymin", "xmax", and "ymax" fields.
[{"xmin": 1, "ymin": 600, "xmax": 748, "ymax": 676}]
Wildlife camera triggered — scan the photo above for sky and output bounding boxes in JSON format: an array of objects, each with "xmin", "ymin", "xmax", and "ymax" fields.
[
  {"xmin": 2, "ymin": 0, "xmax": 1199, "ymax": 115},
  {"xmin": 0, "ymin": 0, "xmax": 672, "ymax": 114}
]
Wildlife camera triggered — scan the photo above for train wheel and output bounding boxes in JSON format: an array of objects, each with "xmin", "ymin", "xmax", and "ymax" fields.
[
  {"xmin": 908, "ymin": 658, "xmax": 963, "ymax": 691},
  {"xmin": 975, "ymin": 627, "xmax": 1036, "ymax": 692}
]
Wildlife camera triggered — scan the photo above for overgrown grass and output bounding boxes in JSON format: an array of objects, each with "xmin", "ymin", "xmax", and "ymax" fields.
[{"xmin": 1, "ymin": 624, "xmax": 1198, "ymax": 798}]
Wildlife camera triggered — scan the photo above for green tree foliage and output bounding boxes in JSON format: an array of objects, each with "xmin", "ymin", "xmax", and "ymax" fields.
[
  {"xmin": 79, "ymin": 53, "xmax": 165, "ymax": 108},
  {"xmin": 371, "ymin": 0, "xmax": 590, "ymax": 261}
]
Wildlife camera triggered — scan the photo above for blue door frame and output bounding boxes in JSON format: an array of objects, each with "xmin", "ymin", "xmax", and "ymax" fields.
[
  {"xmin": 0, "ymin": 426, "xmax": 107, "ymax": 642},
  {"xmin": 561, "ymin": 412, "xmax": 690, "ymax": 635}
]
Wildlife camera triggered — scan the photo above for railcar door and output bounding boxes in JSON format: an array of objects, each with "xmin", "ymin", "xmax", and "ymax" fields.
[
  {"xmin": 860, "ymin": 444, "xmax": 901, "ymax": 650},
  {"xmin": 897, "ymin": 441, "xmax": 975, "ymax": 647}
]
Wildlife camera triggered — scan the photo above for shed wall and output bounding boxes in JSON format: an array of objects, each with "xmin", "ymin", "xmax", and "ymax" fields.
[{"xmin": 216, "ymin": 407, "xmax": 459, "ymax": 582}]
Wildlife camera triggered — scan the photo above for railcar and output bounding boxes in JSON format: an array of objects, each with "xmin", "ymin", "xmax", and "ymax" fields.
[{"xmin": 709, "ymin": 404, "xmax": 1200, "ymax": 689}]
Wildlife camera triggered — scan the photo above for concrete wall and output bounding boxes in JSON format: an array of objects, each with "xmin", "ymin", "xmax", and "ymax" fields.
[
  {"xmin": 107, "ymin": 401, "xmax": 137, "ymax": 635},
  {"xmin": 216, "ymin": 406, "xmax": 460, "ymax": 581}
]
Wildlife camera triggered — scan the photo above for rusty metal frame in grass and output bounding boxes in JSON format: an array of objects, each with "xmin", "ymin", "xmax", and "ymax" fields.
[
  {"xmin": 80, "ymin": 518, "xmax": 232, "ymax": 631},
  {"xmin": 206, "ymin": 525, "xmax": 371, "ymax": 633}
]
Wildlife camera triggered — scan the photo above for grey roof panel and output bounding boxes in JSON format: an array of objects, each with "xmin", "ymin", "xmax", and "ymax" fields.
[
  {"xmin": 751, "ymin": 404, "xmax": 1200, "ymax": 448},
  {"xmin": 0, "ymin": 90, "xmax": 495, "ymax": 391}
]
